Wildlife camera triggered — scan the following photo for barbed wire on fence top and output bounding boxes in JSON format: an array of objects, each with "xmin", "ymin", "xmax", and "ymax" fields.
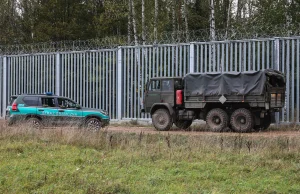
[{"xmin": 0, "ymin": 25, "xmax": 300, "ymax": 55}]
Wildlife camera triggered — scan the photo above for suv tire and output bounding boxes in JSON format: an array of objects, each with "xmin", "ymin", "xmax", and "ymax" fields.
[
  {"xmin": 85, "ymin": 118, "xmax": 102, "ymax": 131},
  {"xmin": 152, "ymin": 109, "xmax": 172, "ymax": 131},
  {"xmin": 26, "ymin": 117, "xmax": 43, "ymax": 129}
]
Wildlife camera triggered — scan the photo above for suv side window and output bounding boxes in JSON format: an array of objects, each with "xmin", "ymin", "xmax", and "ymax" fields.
[
  {"xmin": 9, "ymin": 96, "xmax": 17, "ymax": 105},
  {"xmin": 23, "ymin": 96, "xmax": 39, "ymax": 106},
  {"xmin": 58, "ymin": 98, "xmax": 77, "ymax": 108},
  {"xmin": 41, "ymin": 97, "xmax": 56, "ymax": 107},
  {"xmin": 149, "ymin": 80, "xmax": 160, "ymax": 91}
]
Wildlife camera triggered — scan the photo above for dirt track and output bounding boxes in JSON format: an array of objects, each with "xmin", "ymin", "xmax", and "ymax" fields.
[{"xmin": 106, "ymin": 125, "xmax": 300, "ymax": 138}]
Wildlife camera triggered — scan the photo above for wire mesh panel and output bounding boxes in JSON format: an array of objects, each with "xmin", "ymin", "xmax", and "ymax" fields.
[
  {"xmin": 59, "ymin": 50, "xmax": 117, "ymax": 119},
  {"xmin": 6, "ymin": 54, "xmax": 56, "ymax": 99},
  {"xmin": 121, "ymin": 44, "xmax": 190, "ymax": 119}
]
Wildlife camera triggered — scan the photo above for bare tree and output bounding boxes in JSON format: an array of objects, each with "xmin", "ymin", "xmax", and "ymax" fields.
[
  {"xmin": 210, "ymin": 0, "xmax": 216, "ymax": 71},
  {"xmin": 142, "ymin": 0, "xmax": 145, "ymax": 45},
  {"xmin": 172, "ymin": 0, "xmax": 176, "ymax": 41},
  {"xmin": 183, "ymin": 0, "xmax": 189, "ymax": 41},
  {"xmin": 210, "ymin": 0, "xmax": 216, "ymax": 41},
  {"xmin": 131, "ymin": 0, "xmax": 138, "ymax": 45},
  {"xmin": 154, "ymin": 0, "xmax": 158, "ymax": 44},
  {"xmin": 128, "ymin": 0, "xmax": 132, "ymax": 43}
]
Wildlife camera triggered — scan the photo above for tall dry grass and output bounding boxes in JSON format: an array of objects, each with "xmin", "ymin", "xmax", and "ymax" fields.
[{"xmin": 1, "ymin": 121, "xmax": 300, "ymax": 161}]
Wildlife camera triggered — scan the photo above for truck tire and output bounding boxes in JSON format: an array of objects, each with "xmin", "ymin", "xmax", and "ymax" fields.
[
  {"xmin": 152, "ymin": 109, "xmax": 173, "ymax": 131},
  {"xmin": 206, "ymin": 108, "xmax": 229, "ymax": 132},
  {"xmin": 174, "ymin": 120, "xmax": 192, "ymax": 130},
  {"xmin": 230, "ymin": 108, "xmax": 254, "ymax": 132}
]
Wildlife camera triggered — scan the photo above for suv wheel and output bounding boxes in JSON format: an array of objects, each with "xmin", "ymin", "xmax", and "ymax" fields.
[
  {"xmin": 85, "ymin": 118, "xmax": 102, "ymax": 131},
  {"xmin": 26, "ymin": 117, "xmax": 43, "ymax": 129},
  {"xmin": 152, "ymin": 109, "xmax": 173, "ymax": 131}
]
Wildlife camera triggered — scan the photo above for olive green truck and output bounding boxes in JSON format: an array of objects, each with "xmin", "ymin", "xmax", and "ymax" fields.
[{"xmin": 141, "ymin": 69, "xmax": 286, "ymax": 132}]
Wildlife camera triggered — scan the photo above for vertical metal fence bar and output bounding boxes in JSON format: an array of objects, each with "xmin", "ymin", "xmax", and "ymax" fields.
[
  {"xmin": 291, "ymin": 40, "xmax": 295, "ymax": 122},
  {"xmin": 2, "ymin": 57, "xmax": 7, "ymax": 117},
  {"xmin": 189, "ymin": 44, "xmax": 194, "ymax": 73},
  {"xmin": 141, "ymin": 47, "xmax": 145, "ymax": 118},
  {"xmin": 286, "ymin": 40, "xmax": 290, "ymax": 122},
  {"xmin": 281, "ymin": 40, "xmax": 285, "ymax": 122},
  {"xmin": 95, "ymin": 52, "xmax": 98, "ymax": 109},
  {"xmin": 235, "ymin": 42, "xmax": 237, "ymax": 71},
  {"xmin": 274, "ymin": 38, "xmax": 280, "ymax": 123},
  {"xmin": 217, "ymin": 44, "xmax": 220, "ymax": 72},
  {"xmin": 267, "ymin": 41, "xmax": 270, "ymax": 69},
  {"xmin": 55, "ymin": 53, "xmax": 60, "ymax": 96},
  {"xmin": 243, "ymin": 42, "xmax": 246, "ymax": 72},
  {"xmin": 252, "ymin": 41, "xmax": 255, "ymax": 71},
  {"xmin": 297, "ymin": 38, "xmax": 300, "ymax": 123},
  {"xmin": 257, "ymin": 42, "xmax": 260, "ymax": 70},
  {"xmin": 180, "ymin": 46, "xmax": 183, "ymax": 75},
  {"xmin": 262, "ymin": 41, "xmax": 265, "ymax": 70}
]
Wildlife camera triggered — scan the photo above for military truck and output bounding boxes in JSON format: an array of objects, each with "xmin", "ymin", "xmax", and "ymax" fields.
[{"xmin": 141, "ymin": 69, "xmax": 285, "ymax": 132}]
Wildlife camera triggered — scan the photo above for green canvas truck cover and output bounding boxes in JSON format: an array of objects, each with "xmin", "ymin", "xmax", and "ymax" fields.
[{"xmin": 184, "ymin": 69, "xmax": 285, "ymax": 96}]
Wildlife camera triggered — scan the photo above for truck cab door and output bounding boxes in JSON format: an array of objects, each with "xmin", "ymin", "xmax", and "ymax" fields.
[
  {"xmin": 161, "ymin": 79, "xmax": 174, "ymax": 106},
  {"xmin": 145, "ymin": 80, "xmax": 161, "ymax": 112}
]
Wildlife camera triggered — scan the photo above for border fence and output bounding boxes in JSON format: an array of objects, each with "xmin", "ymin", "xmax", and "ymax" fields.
[{"xmin": 0, "ymin": 36, "xmax": 300, "ymax": 123}]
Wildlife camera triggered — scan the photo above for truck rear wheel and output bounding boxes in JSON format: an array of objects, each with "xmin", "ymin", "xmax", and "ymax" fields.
[
  {"xmin": 230, "ymin": 108, "xmax": 254, "ymax": 132},
  {"xmin": 174, "ymin": 120, "xmax": 192, "ymax": 130},
  {"xmin": 152, "ymin": 109, "xmax": 172, "ymax": 131},
  {"xmin": 206, "ymin": 108, "xmax": 228, "ymax": 132}
]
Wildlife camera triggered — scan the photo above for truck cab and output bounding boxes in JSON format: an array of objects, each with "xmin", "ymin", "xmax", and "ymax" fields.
[{"xmin": 144, "ymin": 78, "xmax": 182, "ymax": 112}]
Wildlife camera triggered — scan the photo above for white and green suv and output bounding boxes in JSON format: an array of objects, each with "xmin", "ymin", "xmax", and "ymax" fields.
[{"xmin": 5, "ymin": 93, "xmax": 110, "ymax": 130}]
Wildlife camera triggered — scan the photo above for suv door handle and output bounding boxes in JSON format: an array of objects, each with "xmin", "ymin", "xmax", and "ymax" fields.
[
  {"xmin": 38, "ymin": 109, "xmax": 44, "ymax": 111},
  {"xmin": 59, "ymin": 110, "xmax": 65, "ymax": 112}
]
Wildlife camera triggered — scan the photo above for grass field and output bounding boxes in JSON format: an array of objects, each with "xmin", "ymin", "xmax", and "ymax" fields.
[{"xmin": 0, "ymin": 126, "xmax": 300, "ymax": 194}]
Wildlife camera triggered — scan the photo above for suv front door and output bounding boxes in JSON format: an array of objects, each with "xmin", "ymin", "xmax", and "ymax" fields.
[
  {"xmin": 57, "ymin": 98, "xmax": 83, "ymax": 126},
  {"xmin": 39, "ymin": 97, "xmax": 59, "ymax": 126}
]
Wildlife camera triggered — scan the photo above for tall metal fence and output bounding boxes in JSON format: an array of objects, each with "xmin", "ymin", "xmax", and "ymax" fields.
[{"xmin": 1, "ymin": 36, "xmax": 300, "ymax": 123}]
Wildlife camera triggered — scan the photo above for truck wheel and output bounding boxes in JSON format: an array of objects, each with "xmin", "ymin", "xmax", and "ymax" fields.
[
  {"xmin": 85, "ymin": 118, "xmax": 102, "ymax": 131},
  {"xmin": 174, "ymin": 120, "xmax": 193, "ymax": 130},
  {"xmin": 230, "ymin": 108, "xmax": 254, "ymax": 132},
  {"xmin": 206, "ymin": 108, "xmax": 228, "ymax": 132},
  {"xmin": 152, "ymin": 109, "xmax": 172, "ymax": 131}
]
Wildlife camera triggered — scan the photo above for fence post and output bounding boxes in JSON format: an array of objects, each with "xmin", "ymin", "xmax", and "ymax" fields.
[
  {"xmin": 189, "ymin": 43, "xmax": 195, "ymax": 73},
  {"xmin": 55, "ymin": 53, "xmax": 60, "ymax": 96},
  {"xmin": 274, "ymin": 38, "xmax": 281, "ymax": 124},
  {"xmin": 117, "ymin": 47, "xmax": 123, "ymax": 120},
  {"xmin": 2, "ymin": 56, "xmax": 7, "ymax": 118}
]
